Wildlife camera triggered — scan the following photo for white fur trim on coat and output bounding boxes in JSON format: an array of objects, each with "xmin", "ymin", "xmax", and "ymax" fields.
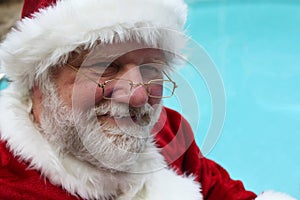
[
  {"xmin": 0, "ymin": 0, "xmax": 187, "ymax": 91},
  {"xmin": 0, "ymin": 85, "xmax": 202, "ymax": 200},
  {"xmin": 256, "ymin": 191, "xmax": 297, "ymax": 200},
  {"xmin": 141, "ymin": 168, "xmax": 202, "ymax": 200}
]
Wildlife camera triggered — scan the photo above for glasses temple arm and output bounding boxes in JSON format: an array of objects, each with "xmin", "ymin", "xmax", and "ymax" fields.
[{"xmin": 162, "ymin": 71, "xmax": 178, "ymax": 88}]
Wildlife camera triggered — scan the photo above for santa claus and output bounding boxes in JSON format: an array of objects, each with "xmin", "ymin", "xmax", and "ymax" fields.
[{"xmin": 0, "ymin": 0, "xmax": 296, "ymax": 199}]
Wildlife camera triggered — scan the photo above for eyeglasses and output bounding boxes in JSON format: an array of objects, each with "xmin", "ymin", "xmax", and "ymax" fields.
[{"xmin": 65, "ymin": 63, "xmax": 178, "ymax": 99}]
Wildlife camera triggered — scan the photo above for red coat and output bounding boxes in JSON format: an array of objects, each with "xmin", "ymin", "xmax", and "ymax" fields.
[{"xmin": 0, "ymin": 107, "xmax": 257, "ymax": 200}]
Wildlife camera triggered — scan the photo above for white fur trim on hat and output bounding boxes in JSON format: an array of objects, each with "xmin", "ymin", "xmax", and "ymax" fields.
[
  {"xmin": 256, "ymin": 191, "xmax": 297, "ymax": 200},
  {"xmin": 0, "ymin": 0, "xmax": 187, "ymax": 90}
]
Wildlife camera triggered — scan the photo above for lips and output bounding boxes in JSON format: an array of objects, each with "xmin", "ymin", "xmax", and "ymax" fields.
[
  {"xmin": 97, "ymin": 112, "xmax": 149, "ymax": 126},
  {"xmin": 97, "ymin": 113, "xmax": 137, "ymax": 125}
]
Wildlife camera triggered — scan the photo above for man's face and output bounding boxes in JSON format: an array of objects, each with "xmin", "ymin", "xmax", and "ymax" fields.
[
  {"xmin": 33, "ymin": 42, "xmax": 169, "ymax": 172},
  {"xmin": 53, "ymin": 42, "xmax": 165, "ymax": 113}
]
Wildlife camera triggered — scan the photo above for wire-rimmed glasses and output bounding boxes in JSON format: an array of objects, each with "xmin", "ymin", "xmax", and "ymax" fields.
[{"xmin": 65, "ymin": 63, "xmax": 177, "ymax": 100}]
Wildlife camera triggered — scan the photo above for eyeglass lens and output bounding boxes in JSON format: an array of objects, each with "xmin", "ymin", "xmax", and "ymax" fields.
[{"xmin": 102, "ymin": 79, "xmax": 175, "ymax": 99}]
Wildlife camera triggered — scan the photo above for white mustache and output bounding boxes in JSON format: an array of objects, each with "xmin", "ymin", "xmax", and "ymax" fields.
[{"xmin": 93, "ymin": 102, "xmax": 154, "ymax": 126}]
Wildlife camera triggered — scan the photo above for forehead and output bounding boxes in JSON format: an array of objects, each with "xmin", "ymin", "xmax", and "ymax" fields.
[{"xmin": 68, "ymin": 41, "xmax": 171, "ymax": 65}]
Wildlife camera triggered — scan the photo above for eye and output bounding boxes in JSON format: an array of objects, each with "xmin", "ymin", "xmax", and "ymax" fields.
[
  {"xmin": 83, "ymin": 62, "xmax": 120, "ymax": 78},
  {"xmin": 139, "ymin": 63, "xmax": 164, "ymax": 80}
]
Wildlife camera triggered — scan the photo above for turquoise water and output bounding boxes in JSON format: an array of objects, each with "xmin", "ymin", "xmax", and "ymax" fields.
[
  {"xmin": 0, "ymin": 80, "xmax": 7, "ymax": 90},
  {"xmin": 173, "ymin": 1, "xmax": 300, "ymax": 198}
]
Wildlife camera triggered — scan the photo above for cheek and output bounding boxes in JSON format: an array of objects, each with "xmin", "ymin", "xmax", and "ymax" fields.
[
  {"xmin": 148, "ymin": 85, "xmax": 163, "ymax": 106},
  {"xmin": 148, "ymin": 97, "xmax": 161, "ymax": 106},
  {"xmin": 55, "ymin": 75, "xmax": 104, "ymax": 111},
  {"xmin": 70, "ymin": 81, "xmax": 104, "ymax": 111}
]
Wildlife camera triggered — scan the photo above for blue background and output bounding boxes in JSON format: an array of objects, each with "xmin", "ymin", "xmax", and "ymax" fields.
[{"xmin": 170, "ymin": 1, "xmax": 300, "ymax": 198}]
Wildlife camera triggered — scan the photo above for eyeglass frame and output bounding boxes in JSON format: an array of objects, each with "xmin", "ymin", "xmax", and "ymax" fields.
[{"xmin": 65, "ymin": 63, "xmax": 178, "ymax": 99}]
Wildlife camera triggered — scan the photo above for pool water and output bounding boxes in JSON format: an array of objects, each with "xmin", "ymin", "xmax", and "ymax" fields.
[{"xmin": 168, "ymin": 1, "xmax": 300, "ymax": 198}]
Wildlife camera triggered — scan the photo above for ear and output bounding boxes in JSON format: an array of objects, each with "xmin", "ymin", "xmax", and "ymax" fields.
[{"xmin": 32, "ymin": 84, "xmax": 43, "ymax": 125}]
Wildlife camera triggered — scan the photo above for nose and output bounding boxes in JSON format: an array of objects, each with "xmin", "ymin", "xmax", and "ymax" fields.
[{"xmin": 113, "ymin": 66, "xmax": 148, "ymax": 107}]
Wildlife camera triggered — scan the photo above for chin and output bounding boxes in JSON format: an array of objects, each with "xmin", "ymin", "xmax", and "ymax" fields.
[{"xmin": 69, "ymin": 120, "xmax": 153, "ymax": 172}]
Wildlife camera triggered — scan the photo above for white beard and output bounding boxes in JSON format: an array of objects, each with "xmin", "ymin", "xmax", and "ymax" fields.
[{"xmin": 39, "ymin": 84, "xmax": 162, "ymax": 172}]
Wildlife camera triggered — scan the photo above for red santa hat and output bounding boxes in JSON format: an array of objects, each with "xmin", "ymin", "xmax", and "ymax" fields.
[{"xmin": 0, "ymin": 0, "xmax": 187, "ymax": 91}]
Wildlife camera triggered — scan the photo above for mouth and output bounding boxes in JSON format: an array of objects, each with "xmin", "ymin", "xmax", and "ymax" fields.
[
  {"xmin": 97, "ymin": 113, "xmax": 137, "ymax": 124},
  {"xmin": 97, "ymin": 112, "xmax": 150, "ymax": 126}
]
